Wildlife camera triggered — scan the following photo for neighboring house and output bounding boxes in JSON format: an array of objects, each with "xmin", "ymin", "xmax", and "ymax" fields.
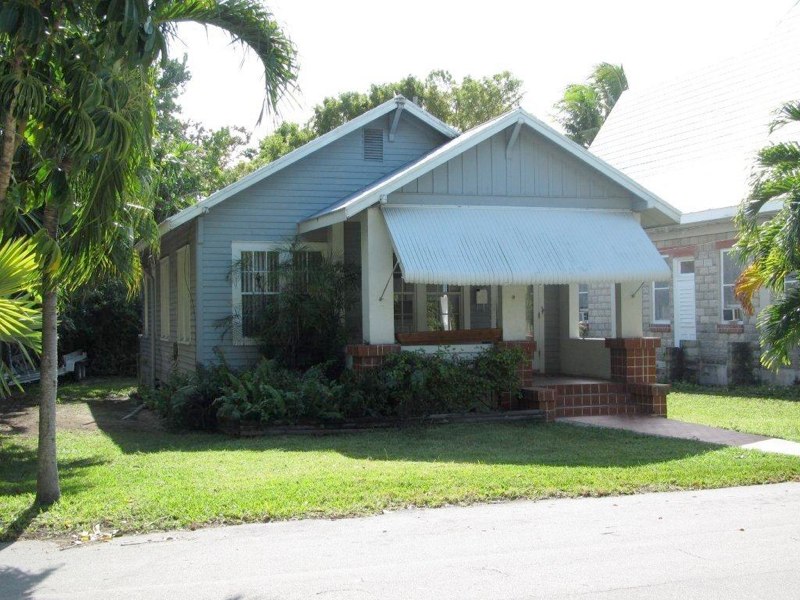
[
  {"xmin": 138, "ymin": 95, "xmax": 677, "ymax": 416},
  {"xmin": 589, "ymin": 10, "xmax": 800, "ymax": 384}
]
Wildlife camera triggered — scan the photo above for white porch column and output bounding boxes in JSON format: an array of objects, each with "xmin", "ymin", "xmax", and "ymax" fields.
[
  {"xmin": 614, "ymin": 282, "xmax": 644, "ymax": 337},
  {"xmin": 361, "ymin": 207, "xmax": 395, "ymax": 344},
  {"xmin": 330, "ymin": 222, "xmax": 345, "ymax": 262},
  {"xmin": 567, "ymin": 283, "xmax": 579, "ymax": 338},
  {"xmin": 501, "ymin": 285, "xmax": 528, "ymax": 341}
]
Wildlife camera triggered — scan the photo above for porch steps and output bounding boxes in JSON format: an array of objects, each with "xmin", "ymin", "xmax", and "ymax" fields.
[{"xmin": 520, "ymin": 378, "xmax": 640, "ymax": 419}]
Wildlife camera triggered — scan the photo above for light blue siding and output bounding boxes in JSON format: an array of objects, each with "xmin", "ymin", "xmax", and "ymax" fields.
[
  {"xmin": 196, "ymin": 112, "xmax": 447, "ymax": 367},
  {"xmin": 390, "ymin": 127, "xmax": 636, "ymax": 208}
]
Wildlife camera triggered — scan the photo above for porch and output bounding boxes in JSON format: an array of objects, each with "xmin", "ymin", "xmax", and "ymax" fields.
[{"xmin": 315, "ymin": 201, "xmax": 670, "ymax": 418}]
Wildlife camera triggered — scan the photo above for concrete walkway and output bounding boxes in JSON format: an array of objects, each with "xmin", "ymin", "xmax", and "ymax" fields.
[
  {"xmin": 1, "ymin": 483, "xmax": 799, "ymax": 599},
  {"xmin": 560, "ymin": 415, "xmax": 800, "ymax": 456}
]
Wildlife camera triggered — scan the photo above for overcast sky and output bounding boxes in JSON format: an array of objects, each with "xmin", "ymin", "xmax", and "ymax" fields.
[{"xmin": 171, "ymin": 0, "xmax": 798, "ymax": 140}]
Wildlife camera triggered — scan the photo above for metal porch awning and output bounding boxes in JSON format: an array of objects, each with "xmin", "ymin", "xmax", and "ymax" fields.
[{"xmin": 381, "ymin": 205, "xmax": 671, "ymax": 285}]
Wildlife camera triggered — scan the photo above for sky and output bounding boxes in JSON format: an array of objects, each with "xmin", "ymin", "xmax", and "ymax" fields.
[{"xmin": 171, "ymin": 0, "xmax": 799, "ymax": 140}]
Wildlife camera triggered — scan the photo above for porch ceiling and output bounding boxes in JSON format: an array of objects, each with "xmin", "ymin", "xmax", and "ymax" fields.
[{"xmin": 382, "ymin": 205, "xmax": 671, "ymax": 285}]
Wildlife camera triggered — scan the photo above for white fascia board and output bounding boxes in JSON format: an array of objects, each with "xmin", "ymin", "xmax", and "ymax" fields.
[
  {"xmin": 153, "ymin": 97, "xmax": 458, "ymax": 240},
  {"xmin": 680, "ymin": 199, "xmax": 782, "ymax": 224}
]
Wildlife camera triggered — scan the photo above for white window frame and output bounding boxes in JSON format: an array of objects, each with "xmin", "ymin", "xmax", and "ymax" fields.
[
  {"xmin": 652, "ymin": 255, "xmax": 671, "ymax": 324},
  {"xmin": 142, "ymin": 276, "xmax": 150, "ymax": 337},
  {"xmin": 231, "ymin": 241, "xmax": 328, "ymax": 345},
  {"xmin": 720, "ymin": 249, "xmax": 743, "ymax": 323},
  {"xmin": 159, "ymin": 256, "xmax": 170, "ymax": 341},
  {"xmin": 176, "ymin": 245, "xmax": 192, "ymax": 344},
  {"xmin": 577, "ymin": 283, "xmax": 589, "ymax": 322}
]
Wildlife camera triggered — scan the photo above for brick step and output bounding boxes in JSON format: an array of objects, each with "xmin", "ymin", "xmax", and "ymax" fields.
[
  {"xmin": 555, "ymin": 393, "xmax": 630, "ymax": 408},
  {"xmin": 555, "ymin": 405, "xmax": 642, "ymax": 418}
]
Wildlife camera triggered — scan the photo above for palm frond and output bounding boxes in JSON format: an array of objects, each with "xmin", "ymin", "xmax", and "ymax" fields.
[{"xmin": 153, "ymin": 0, "xmax": 298, "ymax": 121}]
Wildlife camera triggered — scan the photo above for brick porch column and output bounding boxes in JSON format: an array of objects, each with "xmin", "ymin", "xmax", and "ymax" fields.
[
  {"xmin": 604, "ymin": 337, "xmax": 660, "ymax": 384},
  {"xmin": 345, "ymin": 344, "xmax": 400, "ymax": 371},
  {"xmin": 604, "ymin": 337, "xmax": 669, "ymax": 417}
]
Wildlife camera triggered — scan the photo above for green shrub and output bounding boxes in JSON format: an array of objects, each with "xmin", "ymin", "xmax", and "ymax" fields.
[
  {"xmin": 214, "ymin": 359, "xmax": 344, "ymax": 425},
  {"xmin": 140, "ymin": 364, "xmax": 229, "ymax": 431}
]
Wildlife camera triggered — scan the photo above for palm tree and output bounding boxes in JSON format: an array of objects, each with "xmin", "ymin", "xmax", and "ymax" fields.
[
  {"xmin": 0, "ymin": 0, "xmax": 297, "ymax": 505},
  {"xmin": 554, "ymin": 63, "xmax": 628, "ymax": 147},
  {"xmin": 0, "ymin": 235, "xmax": 41, "ymax": 396},
  {"xmin": 735, "ymin": 100, "xmax": 800, "ymax": 369}
]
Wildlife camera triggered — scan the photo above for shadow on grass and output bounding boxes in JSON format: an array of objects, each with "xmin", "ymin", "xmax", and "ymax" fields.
[
  {"xmin": 0, "ymin": 566, "xmax": 58, "ymax": 599},
  {"xmin": 87, "ymin": 397, "xmax": 722, "ymax": 469},
  {"xmin": 0, "ymin": 440, "xmax": 108, "ymax": 541}
]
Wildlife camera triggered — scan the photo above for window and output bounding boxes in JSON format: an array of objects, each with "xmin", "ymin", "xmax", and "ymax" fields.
[
  {"xmin": 176, "ymin": 246, "xmax": 191, "ymax": 343},
  {"xmin": 652, "ymin": 255, "xmax": 670, "ymax": 323},
  {"xmin": 393, "ymin": 263, "xmax": 415, "ymax": 334},
  {"xmin": 578, "ymin": 284, "xmax": 589, "ymax": 322},
  {"xmin": 142, "ymin": 277, "xmax": 150, "ymax": 337},
  {"xmin": 232, "ymin": 242, "xmax": 326, "ymax": 344},
  {"xmin": 426, "ymin": 284, "xmax": 462, "ymax": 331},
  {"xmin": 159, "ymin": 257, "xmax": 170, "ymax": 340},
  {"xmin": 721, "ymin": 249, "xmax": 743, "ymax": 322}
]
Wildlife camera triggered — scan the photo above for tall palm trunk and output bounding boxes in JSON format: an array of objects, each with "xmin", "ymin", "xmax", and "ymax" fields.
[
  {"xmin": 36, "ymin": 202, "xmax": 60, "ymax": 505},
  {"xmin": 0, "ymin": 46, "xmax": 24, "ymax": 222}
]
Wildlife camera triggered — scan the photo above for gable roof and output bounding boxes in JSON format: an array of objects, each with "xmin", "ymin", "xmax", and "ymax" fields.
[
  {"xmin": 298, "ymin": 107, "xmax": 681, "ymax": 234},
  {"xmin": 153, "ymin": 96, "xmax": 458, "ymax": 239},
  {"xmin": 591, "ymin": 9, "xmax": 800, "ymax": 214}
]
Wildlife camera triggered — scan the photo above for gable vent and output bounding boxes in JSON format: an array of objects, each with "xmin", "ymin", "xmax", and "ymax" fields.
[{"xmin": 363, "ymin": 128, "xmax": 384, "ymax": 161}]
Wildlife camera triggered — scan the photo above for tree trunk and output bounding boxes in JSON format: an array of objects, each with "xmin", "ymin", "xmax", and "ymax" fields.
[
  {"xmin": 0, "ymin": 46, "xmax": 24, "ymax": 223},
  {"xmin": 36, "ymin": 203, "xmax": 60, "ymax": 505}
]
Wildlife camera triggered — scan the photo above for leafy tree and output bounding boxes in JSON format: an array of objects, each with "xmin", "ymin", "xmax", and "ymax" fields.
[
  {"xmin": 311, "ymin": 70, "xmax": 524, "ymax": 135},
  {"xmin": 555, "ymin": 62, "xmax": 628, "ymax": 147},
  {"xmin": 152, "ymin": 57, "xmax": 252, "ymax": 221},
  {"xmin": 233, "ymin": 70, "xmax": 524, "ymax": 181},
  {"xmin": 0, "ymin": 0, "xmax": 297, "ymax": 505},
  {"xmin": 735, "ymin": 101, "xmax": 800, "ymax": 369}
]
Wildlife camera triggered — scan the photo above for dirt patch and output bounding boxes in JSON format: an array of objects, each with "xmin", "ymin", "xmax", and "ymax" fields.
[{"xmin": 0, "ymin": 395, "xmax": 163, "ymax": 436}]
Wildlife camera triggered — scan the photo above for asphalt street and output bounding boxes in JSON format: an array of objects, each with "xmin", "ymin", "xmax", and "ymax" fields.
[{"xmin": 2, "ymin": 482, "xmax": 799, "ymax": 599}]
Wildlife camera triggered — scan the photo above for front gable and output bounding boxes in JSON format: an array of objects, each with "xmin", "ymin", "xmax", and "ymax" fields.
[{"xmin": 393, "ymin": 125, "xmax": 636, "ymax": 210}]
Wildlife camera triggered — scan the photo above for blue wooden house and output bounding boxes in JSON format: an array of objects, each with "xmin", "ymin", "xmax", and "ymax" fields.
[{"xmin": 139, "ymin": 97, "xmax": 679, "ymax": 417}]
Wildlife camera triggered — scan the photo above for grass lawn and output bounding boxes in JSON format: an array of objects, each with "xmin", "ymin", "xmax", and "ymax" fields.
[
  {"xmin": 1, "ymin": 379, "xmax": 799, "ymax": 541},
  {"xmin": 669, "ymin": 387, "xmax": 800, "ymax": 442}
]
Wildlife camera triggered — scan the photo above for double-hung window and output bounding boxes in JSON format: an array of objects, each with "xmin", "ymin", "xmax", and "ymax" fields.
[
  {"xmin": 652, "ymin": 255, "xmax": 670, "ymax": 323},
  {"xmin": 426, "ymin": 284, "xmax": 462, "ymax": 331},
  {"xmin": 721, "ymin": 249, "xmax": 743, "ymax": 322},
  {"xmin": 232, "ymin": 242, "xmax": 326, "ymax": 344},
  {"xmin": 142, "ymin": 277, "xmax": 150, "ymax": 337},
  {"xmin": 176, "ymin": 246, "xmax": 192, "ymax": 344},
  {"xmin": 393, "ymin": 263, "xmax": 415, "ymax": 333},
  {"xmin": 159, "ymin": 256, "xmax": 170, "ymax": 340},
  {"xmin": 578, "ymin": 284, "xmax": 589, "ymax": 322}
]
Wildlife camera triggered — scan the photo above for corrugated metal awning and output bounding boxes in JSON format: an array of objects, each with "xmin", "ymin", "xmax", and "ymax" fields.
[{"xmin": 382, "ymin": 206, "xmax": 671, "ymax": 285}]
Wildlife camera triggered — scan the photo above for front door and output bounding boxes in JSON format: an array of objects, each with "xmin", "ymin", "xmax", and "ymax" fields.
[
  {"xmin": 527, "ymin": 285, "xmax": 546, "ymax": 372},
  {"xmin": 673, "ymin": 258, "xmax": 697, "ymax": 343}
]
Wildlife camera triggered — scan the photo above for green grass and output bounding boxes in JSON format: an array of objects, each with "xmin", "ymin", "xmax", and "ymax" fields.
[
  {"xmin": 669, "ymin": 389, "xmax": 800, "ymax": 442},
  {"xmin": 2, "ymin": 419, "xmax": 799, "ymax": 540},
  {"xmin": 15, "ymin": 376, "xmax": 138, "ymax": 405}
]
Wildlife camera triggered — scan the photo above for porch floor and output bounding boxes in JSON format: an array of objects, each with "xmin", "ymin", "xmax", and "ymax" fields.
[{"xmin": 531, "ymin": 375, "xmax": 612, "ymax": 387}]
